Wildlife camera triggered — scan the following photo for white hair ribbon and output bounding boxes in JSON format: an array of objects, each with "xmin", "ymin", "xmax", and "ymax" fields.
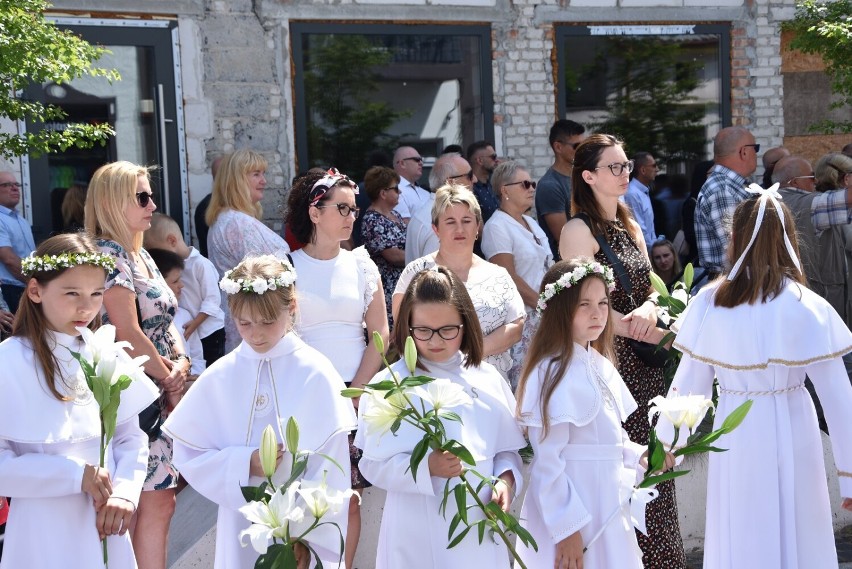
[{"xmin": 727, "ymin": 183, "xmax": 802, "ymax": 281}]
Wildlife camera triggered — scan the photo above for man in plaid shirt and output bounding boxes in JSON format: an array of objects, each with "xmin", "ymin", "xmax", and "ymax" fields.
[{"xmin": 694, "ymin": 126, "xmax": 759, "ymax": 275}]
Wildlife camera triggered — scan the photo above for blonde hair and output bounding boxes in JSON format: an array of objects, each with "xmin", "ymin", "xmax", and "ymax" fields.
[
  {"xmin": 814, "ymin": 152, "xmax": 852, "ymax": 192},
  {"xmin": 13, "ymin": 234, "xmax": 106, "ymax": 402},
  {"xmin": 430, "ymin": 183, "xmax": 482, "ymax": 226},
  {"xmin": 84, "ymin": 161, "xmax": 153, "ymax": 252},
  {"xmin": 226, "ymin": 255, "xmax": 296, "ymax": 323},
  {"xmin": 144, "ymin": 213, "xmax": 181, "ymax": 249},
  {"xmin": 61, "ymin": 183, "xmax": 87, "ymax": 229},
  {"xmin": 206, "ymin": 149, "xmax": 267, "ymax": 226},
  {"xmin": 515, "ymin": 258, "xmax": 615, "ymax": 439}
]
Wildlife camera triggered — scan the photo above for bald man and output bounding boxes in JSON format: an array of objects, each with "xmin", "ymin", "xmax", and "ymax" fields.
[
  {"xmin": 694, "ymin": 126, "xmax": 759, "ymax": 274},
  {"xmin": 761, "ymin": 146, "xmax": 790, "ymax": 187},
  {"xmin": 393, "ymin": 146, "xmax": 430, "ymax": 220}
]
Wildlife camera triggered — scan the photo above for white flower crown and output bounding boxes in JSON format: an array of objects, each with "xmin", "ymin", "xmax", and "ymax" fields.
[
  {"xmin": 536, "ymin": 261, "xmax": 616, "ymax": 315},
  {"xmin": 219, "ymin": 259, "xmax": 297, "ymax": 295},
  {"xmin": 21, "ymin": 252, "xmax": 116, "ymax": 277}
]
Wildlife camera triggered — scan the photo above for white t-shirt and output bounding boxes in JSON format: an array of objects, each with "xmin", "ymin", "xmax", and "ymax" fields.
[
  {"xmin": 394, "ymin": 255, "xmax": 525, "ymax": 378},
  {"xmin": 179, "ymin": 247, "xmax": 225, "ymax": 339},
  {"xmin": 481, "ymin": 210, "xmax": 553, "ymax": 296},
  {"xmin": 396, "ymin": 178, "xmax": 431, "ymax": 219}
]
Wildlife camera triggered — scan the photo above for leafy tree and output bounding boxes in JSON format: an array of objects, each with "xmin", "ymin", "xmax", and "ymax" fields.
[
  {"xmin": 304, "ymin": 35, "xmax": 409, "ymax": 180},
  {"xmin": 0, "ymin": 0, "xmax": 118, "ymax": 159},
  {"xmin": 784, "ymin": 0, "xmax": 852, "ymax": 133},
  {"xmin": 579, "ymin": 37, "xmax": 706, "ymax": 164}
]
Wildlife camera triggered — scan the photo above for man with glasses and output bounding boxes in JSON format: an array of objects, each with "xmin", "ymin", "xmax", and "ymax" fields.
[
  {"xmin": 405, "ymin": 153, "xmax": 477, "ymax": 264},
  {"xmin": 694, "ymin": 126, "xmax": 759, "ymax": 276},
  {"xmin": 467, "ymin": 140, "xmax": 500, "ymax": 223},
  {"xmin": 0, "ymin": 171, "xmax": 35, "ymax": 312},
  {"xmin": 535, "ymin": 119, "xmax": 585, "ymax": 259},
  {"xmin": 393, "ymin": 146, "xmax": 429, "ymax": 221},
  {"xmin": 624, "ymin": 151, "xmax": 659, "ymax": 249}
]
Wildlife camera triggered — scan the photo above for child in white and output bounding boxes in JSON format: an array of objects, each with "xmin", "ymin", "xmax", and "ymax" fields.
[
  {"xmin": 355, "ymin": 267, "xmax": 526, "ymax": 568},
  {"xmin": 163, "ymin": 255, "xmax": 356, "ymax": 569},
  {"xmin": 148, "ymin": 248, "xmax": 206, "ymax": 376},
  {"xmin": 145, "ymin": 213, "xmax": 225, "ymax": 365},
  {"xmin": 0, "ymin": 234, "xmax": 158, "ymax": 569},
  {"xmin": 515, "ymin": 258, "xmax": 660, "ymax": 569}
]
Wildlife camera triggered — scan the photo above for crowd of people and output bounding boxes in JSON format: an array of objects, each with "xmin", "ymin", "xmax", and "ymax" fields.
[{"xmin": 0, "ymin": 124, "xmax": 851, "ymax": 569}]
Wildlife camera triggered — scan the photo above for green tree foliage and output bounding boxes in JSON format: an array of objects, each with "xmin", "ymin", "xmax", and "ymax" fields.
[
  {"xmin": 304, "ymin": 35, "xmax": 408, "ymax": 179},
  {"xmin": 581, "ymin": 37, "xmax": 706, "ymax": 163},
  {"xmin": 784, "ymin": 0, "xmax": 852, "ymax": 133},
  {"xmin": 0, "ymin": 0, "xmax": 119, "ymax": 159}
]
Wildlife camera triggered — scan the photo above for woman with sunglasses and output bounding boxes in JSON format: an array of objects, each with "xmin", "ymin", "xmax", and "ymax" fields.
[
  {"xmin": 205, "ymin": 149, "xmax": 291, "ymax": 352},
  {"xmin": 559, "ymin": 134, "xmax": 687, "ymax": 568},
  {"xmin": 361, "ymin": 166, "xmax": 407, "ymax": 327},
  {"xmin": 392, "ymin": 183, "xmax": 525, "ymax": 384},
  {"xmin": 481, "ymin": 160, "xmax": 552, "ymax": 388},
  {"xmin": 84, "ymin": 161, "xmax": 189, "ymax": 569},
  {"xmin": 285, "ymin": 168, "xmax": 389, "ymax": 569}
]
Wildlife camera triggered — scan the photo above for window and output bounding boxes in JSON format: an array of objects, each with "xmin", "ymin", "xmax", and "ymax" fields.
[{"xmin": 291, "ymin": 23, "xmax": 493, "ymax": 182}]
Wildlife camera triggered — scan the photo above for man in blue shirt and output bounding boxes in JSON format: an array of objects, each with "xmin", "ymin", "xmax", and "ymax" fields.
[
  {"xmin": 624, "ymin": 151, "xmax": 659, "ymax": 249},
  {"xmin": 535, "ymin": 119, "xmax": 585, "ymax": 259},
  {"xmin": 0, "ymin": 171, "xmax": 36, "ymax": 312}
]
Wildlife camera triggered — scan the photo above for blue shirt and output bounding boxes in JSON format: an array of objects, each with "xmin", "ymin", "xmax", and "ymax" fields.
[
  {"xmin": 694, "ymin": 165, "xmax": 751, "ymax": 273},
  {"xmin": 624, "ymin": 177, "xmax": 657, "ymax": 248},
  {"xmin": 0, "ymin": 205, "xmax": 36, "ymax": 286},
  {"xmin": 472, "ymin": 180, "xmax": 499, "ymax": 223}
]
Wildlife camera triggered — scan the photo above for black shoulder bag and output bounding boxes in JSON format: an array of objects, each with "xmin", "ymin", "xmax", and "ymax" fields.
[{"xmin": 573, "ymin": 213, "xmax": 670, "ymax": 368}]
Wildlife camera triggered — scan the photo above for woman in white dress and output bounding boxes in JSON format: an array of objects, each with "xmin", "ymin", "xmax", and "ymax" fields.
[
  {"xmin": 393, "ymin": 184, "xmax": 525, "ymax": 382},
  {"xmin": 515, "ymin": 258, "xmax": 659, "ymax": 569},
  {"xmin": 164, "ymin": 255, "xmax": 356, "ymax": 569},
  {"xmin": 658, "ymin": 191, "xmax": 852, "ymax": 569},
  {"xmin": 0, "ymin": 233, "xmax": 158, "ymax": 569},
  {"xmin": 482, "ymin": 160, "xmax": 553, "ymax": 387},
  {"xmin": 356, "ymin": 267, "xmax": 525, "ymax": 568},
  {"xmin": 206, "ymin": 149, "xmax": 291, "ymax": 352},
  {"xmin": 284, "ymin": 168, "xmax": 388, "ymax": 568}
]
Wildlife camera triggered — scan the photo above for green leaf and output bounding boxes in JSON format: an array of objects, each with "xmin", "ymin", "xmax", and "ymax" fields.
[
  {"xmin": 399, "ymin": 375, "xmax": 435, "ymax": 388},
  {"xmin": 447, "ymin": 524, "xmax": 473, "ymax": 549},
  {"xmin": 340, "ymin": 388, "xmax": 366, "ymax": 398},
  {"xmin": 366, "ymin": 380, "xmax": 397, "ymax": 392},
  {"xmin": 453, "ymin": 483, "xmax": 468, "ymax": 524},
  {"xmin": 719, "ymin": 399, "xmax": 753, "ymax": 432},
  {"xmin": 439, "ymin": 478, "xmax": 453, "ymax": 517},
  {"xmin": 311, "ymin": 452, "xmax": 345, "ymax": 474},
  {"xmin": 638, "ymin": 469, "xmax": 690, "ymax": 488},
  {"xmin": 514, "ymin": 524, "xmax": 539, "ymax": 550},
  {"xmin": 441, "ymin": 439, "xmax": 476, "ymax": 466},
  {"xmin": 240, "ymin": 484, "xmax": 261, "ymax": 503},
  {"xmin": 674, "ymin": 445, "xmax": 728, "ymax": 457},
  {"xmin": 438, "ymin": 410, "xmax": 463, "ymax": 424},
  {"xmin": 447, "ymin": 513, "xmax": 463, "ymax": 540},
  {"xmin": 408, "ymin": 436, "xmax": 430, "ymax": 482},
  {"xmin": 477, "ymin": 519, "xmax": 486, "ymax": 543}
]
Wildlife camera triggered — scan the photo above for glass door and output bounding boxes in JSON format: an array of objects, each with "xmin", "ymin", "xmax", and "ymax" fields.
[{"xmin": 24, "ymin": 21, "xmax": 184, "ymax": 242}]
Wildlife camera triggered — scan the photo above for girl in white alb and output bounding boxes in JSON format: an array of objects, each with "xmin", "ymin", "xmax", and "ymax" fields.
[
  {"xmin": 355, "ymin": 266, "xmax": 526, "ymax": 568},
  {"xmin": 515, "ymin": 258, "xmax": 666, "ymax": 569},
  {"xmin": 0, "ymin": 234, "xmax": 158, "ymax": 569},
  {"xmin": 163, "ymin": 255, "xmax": 356, "ymax": 569}
]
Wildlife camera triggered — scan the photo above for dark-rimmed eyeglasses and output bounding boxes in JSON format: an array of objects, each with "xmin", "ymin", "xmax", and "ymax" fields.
[
  {"xmin": 401, "ymin": 156, "xmax": 423, "ymax": 164},
  {"xmin": 409, "ymin": 324, "xmax": 464, "ymax": 341},
  {"xmin": 504, "ymin": 179, "xmax": 537, "ymax": 190},
  {"xmin": 741, "ymin": 143, "xmax": 761, "ymax": 153},
  {"xmin": 594, "ymin": 160, "xmax": 634, "ymax": 176},
  {"xmin": 448, "ymin": 170, "xmax": 474, "ymax": 182},
  {"xmin": 136, "ymin": 191, "xmax": 153, "ymax": 207},
  {"xmin": 0, "ymin": 182, "xmax": 21, "ymax": 189},
  {"xmin": 314, "ymin": 202, "xmax": 360, "ymax": 219},
  {"xmin": 383, "ymin": 186, "xmax": 401, "ymax": 193},
  {"xmin": 486, "ymin": 153, "xmax": 498, "ymax": 161}
]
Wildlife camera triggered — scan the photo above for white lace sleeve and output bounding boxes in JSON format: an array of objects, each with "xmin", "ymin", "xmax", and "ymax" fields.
[{"xmin": 353, "ymin": 246, "xmax": 381, "ymax": 318}]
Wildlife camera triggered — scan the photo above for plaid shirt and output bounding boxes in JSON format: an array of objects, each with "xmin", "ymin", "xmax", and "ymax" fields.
[
  {"xmin": 694, "ymin": 165, "xmax": 751, "ymax": 273},
  {"xmin": 811, "ymin": 188, "xmax": 852, "ymax": 231}
]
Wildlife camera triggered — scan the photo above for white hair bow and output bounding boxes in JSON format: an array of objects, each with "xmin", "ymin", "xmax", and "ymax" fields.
[{"xmin": 727, "ymin": 183, "xmax": 802, "ymax": 280}]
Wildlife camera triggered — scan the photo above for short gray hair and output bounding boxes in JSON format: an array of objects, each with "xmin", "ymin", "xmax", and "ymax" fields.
[
  {"xmin": 490, "ymin": 160, "xmax": 527, "ymax": 200},
  {"xmin": 429, "ymin": 153, "xmax": 462, "ymax": 190}
]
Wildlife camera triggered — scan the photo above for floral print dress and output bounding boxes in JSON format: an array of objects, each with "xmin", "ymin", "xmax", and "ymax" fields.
[{"xmin": 361, "ymin": 208, "xmax": 406, "ymax": 327}]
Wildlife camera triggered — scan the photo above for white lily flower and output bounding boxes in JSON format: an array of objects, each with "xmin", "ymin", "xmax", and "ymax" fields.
[
  {"xmin": 298, "ymin": 473, "xmax": 359, "ymax": 519},
  {"xmin": 413, "ymin": 378, "xmax": 472, "ymax": 413},
  {"xmin": 238, "ymin": 482, "xmax": 307, "ymax": 554},
  {"xmin": 361, "ymin": 390, "xmax": 408, "ymax": 437},
  {"xmin": 77, "ymin": 325, "xmax": 132, "ymax": 366},
  {"xmin": 671, "ymin": 288, "xmax": 689, "ymax": 306},
  {"xmin": 648, "ymin": 393, "xmax": 713, "ymax": 431}
]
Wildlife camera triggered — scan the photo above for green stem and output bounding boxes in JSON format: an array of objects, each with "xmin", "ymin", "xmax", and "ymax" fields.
[
  {"xmin": 100, "ymin": 419, "xmax": 108, "ymax": 567},
  {"xmin": 458, "ymin": 472, "xmax": 526, "ymax": 569}
]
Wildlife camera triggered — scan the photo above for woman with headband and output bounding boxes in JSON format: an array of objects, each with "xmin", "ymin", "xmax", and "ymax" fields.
[
  {"xmin": 285, "ymin": 168, "xmax": 388, "ymax": 569},
  {"xmin": 206, "ymin": 149, "xmax": 291, "ymax": 352},
  {"xmin": 656, "ymin": 185, "xmax": 852, "ymax": 569}
]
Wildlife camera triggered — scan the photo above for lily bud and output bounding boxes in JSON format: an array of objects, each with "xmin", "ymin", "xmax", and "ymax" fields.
[
  {"xmin": 404, "ymin": 336, "xmax": 418, "ymax": 375},
  {"xmin": 372, "ymin": 331, "xmax": 385, "ymax": 355},
  {"xmin": 259, "ymin": 425, "xmax": 278, "ymax": 479},
  {"xmin": 285, "ymin": 416, "xmax": 300, "ymax": 455}
]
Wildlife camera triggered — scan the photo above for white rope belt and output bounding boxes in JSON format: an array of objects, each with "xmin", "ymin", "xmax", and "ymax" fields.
[{"xmin": 719, "ymin": 383, "xmax": 805, "ymax": 397}]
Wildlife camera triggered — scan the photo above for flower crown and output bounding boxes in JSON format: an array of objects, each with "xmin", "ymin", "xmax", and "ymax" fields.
[
  {"xmin": 219, "ymin": 259, "xmax": 297, "ymax": 295},
  {"xmin": 21, "ymin": 252, "xmax": 116, "ymax": 277},
  {"xmin": 536, "ymin": 261, "xmax": 616, "ymax": 315}
]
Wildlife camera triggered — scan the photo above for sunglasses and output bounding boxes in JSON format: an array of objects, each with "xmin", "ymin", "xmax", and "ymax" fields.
[
  {"xmin": 315, "ymin": 202, "xmax": 360, "ymax": 219},
  {"xmin": 383, "ymin": 185, "xmax": 401, "ymax": 193},
  {"xmin": 409, "ymin": 324, "xmax": 463, "ymax": 341},
  {"xmin": 504, "ymin": 179, "xmax": 537, "ymax": 190},
  {"xmin": 594, "ymin": 160, "xmax": 635, "ymax": 176},
  {"xmin": 486, "ymin": 153, "xmax": 498, "ymax": 161},
  {"xmin": 136, "ymin": 191, "xmax": 154, "ymax": 207},
  {"xmin": 741, "ymin": 143, "xmax": 761, "ymax": 153},
  {"xmin": 401, "ymin": 156, "xmax": 423, "ymax": 164},
  {"xmin": 448, "ymin": 170, "xmax": 474, "ymax": 182}
]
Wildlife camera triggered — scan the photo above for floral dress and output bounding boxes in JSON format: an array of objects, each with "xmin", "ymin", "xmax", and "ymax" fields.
[
  {"xmin": 98, "ymin": 239, "xmax": 180, "ymax": 491},
  {"xmin": 361, "ymin": 208, "xmax": 406, "ymax": 327},
  {"xmin": 593, "ymin": 221, "xmax": 686, "ymax": 568}
]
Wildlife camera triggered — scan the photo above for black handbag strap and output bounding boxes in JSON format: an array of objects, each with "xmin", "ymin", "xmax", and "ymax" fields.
[{"xmin": 573, "ymin": 213, "xmax": 633, "ymax": 295}]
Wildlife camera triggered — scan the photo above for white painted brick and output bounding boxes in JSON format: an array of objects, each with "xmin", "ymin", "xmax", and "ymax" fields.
[
  {"xmin": 621, "ymin": 0, "xmax": 683, "ymax": 6},
  {"xmin": 684, "ymin": 0, "xmax": 740, "ymax": 5},
  {"xmin": 569, "ymin": 0, "xmax": 616, "ymax": 6},
  {"xmin": 505, "ymin": 72, "xmax": 525, "ymax": 82},
  {"xmin": 750, "ymin": 68, "xmax": 777, "ymax": 77},
  {"xmin": 526, "ymin": 71, "xmax": 547, "ymax": 82},
  {"xmin": 431, "ymin": 0, "xmax": 495, "ymax": 5},
  {"xmin": 356, "ymin": 0, "xmax": 424, "ymax": 4},
  {"xmin": 749, "ymin": 87, "xmax": 776, "ymax": 97}
]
